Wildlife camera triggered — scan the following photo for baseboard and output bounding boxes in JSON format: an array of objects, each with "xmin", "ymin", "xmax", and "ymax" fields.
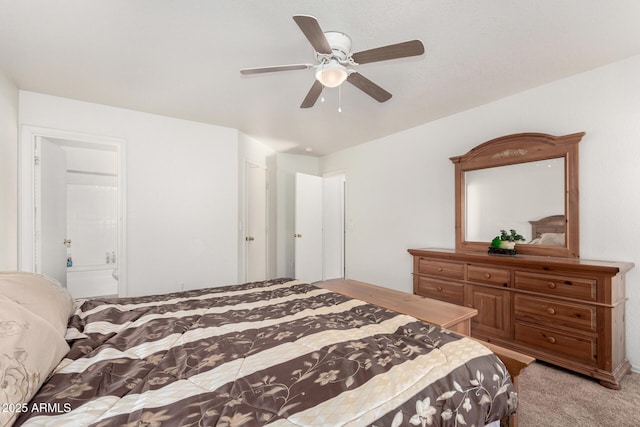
[{"xmin": 631, "ymin": 365, "xmax": 639, "ymax": 374}]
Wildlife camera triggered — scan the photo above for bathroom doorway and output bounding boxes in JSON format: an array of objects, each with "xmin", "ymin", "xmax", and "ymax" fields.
[{"xmin": 19, "ymin": 126, "xmax": 126, "ymax": 297}]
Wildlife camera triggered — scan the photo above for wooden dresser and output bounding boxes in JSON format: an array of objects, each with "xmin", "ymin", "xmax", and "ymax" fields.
[{"xmin": 408, "ymin": 248, "xmax": 634, "ymax": 389}]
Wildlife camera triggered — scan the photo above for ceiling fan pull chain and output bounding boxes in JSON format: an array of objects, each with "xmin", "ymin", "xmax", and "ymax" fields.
[{"xmin": 338, "ymin": 85, "xmax": 342, "ymax": 113}]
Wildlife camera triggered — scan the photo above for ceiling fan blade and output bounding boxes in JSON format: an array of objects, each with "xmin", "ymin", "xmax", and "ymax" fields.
[
  {"xmin": 240, "ymin": 64, "xmax": 312, "ymax": 75},
  {"xmin": 300, "ymin": 80, "xmax": 324, "ymax": 108},
  {"xmin": 347, "ymin": 73, "xmax": 392, "ymax": 102},
  {"xmin": 293, "ymin": 15, "xmax": 332, "ymax": 55},
  {"xmin": 352, "ymin": 40, "xmax": 425, "ymax": 65}
]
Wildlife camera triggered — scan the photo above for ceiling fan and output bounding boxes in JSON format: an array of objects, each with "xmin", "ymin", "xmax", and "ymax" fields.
[{"xmin": 240, "ymin": 15, "xmax": 425, "ymax": 108}]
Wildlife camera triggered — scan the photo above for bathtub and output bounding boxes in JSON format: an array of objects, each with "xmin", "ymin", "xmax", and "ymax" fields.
[{"xmin": 67, "ymin": 264, "xmax": 118, "ymax": 298}]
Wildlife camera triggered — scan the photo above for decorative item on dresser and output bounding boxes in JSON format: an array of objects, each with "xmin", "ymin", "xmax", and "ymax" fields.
[{"xmin": 411, "ymin": 131, "xmax": 635, "ymax": 389}]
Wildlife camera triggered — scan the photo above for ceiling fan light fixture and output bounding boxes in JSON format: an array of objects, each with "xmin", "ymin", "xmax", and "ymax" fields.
[{"xmin": 315, "ymin": 60, "xmax": 348, "ymax": 88}]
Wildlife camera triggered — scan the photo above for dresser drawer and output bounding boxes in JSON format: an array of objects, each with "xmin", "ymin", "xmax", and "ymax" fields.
[
  {"xmin": 514, "ymin": 271, "xmax": 597, "ymax": 301},
  {"xmin": 417, "ymin": 258, "xmax": 464, "ymax": 280},
  {"xmin": 467, "ymin": 265, "xmax": 510, "ymax": 287},
  {"xmin": 515, "ymin": 322, "xmax": 597, "ymax": 363},
  {"xmin": 514, "ymin": 294, "xmax": 596, "ymax": 332},
  {"xmin": 415, "ymin": 277, "xmax": 464, "ymax": 305}
]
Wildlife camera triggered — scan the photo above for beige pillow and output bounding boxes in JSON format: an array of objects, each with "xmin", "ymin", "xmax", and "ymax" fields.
[
  {"xmin": 0, "ymin": 272, "xmax": 76, "ymax": 337},
  {"xmin": 529, "ymin": 233, "xmax": 566, "ymax": 246},
  {"xmin": 0, "ymin": 295, "xmax": 70, "ymax": 427},
  {"xmin": 538, "ymin": 232, "xmax": 566, "ymax": 246}
]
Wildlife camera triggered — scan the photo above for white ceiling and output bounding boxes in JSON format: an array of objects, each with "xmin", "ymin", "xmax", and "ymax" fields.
[{"xmin": 1, "ymin": 1, "xmax": 640, "ymax": 156}]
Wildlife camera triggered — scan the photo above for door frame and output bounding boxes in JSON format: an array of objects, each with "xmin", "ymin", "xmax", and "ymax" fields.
[{"xmin": 18, "ymin": 125, "xmax": 128, "ymax": 296}]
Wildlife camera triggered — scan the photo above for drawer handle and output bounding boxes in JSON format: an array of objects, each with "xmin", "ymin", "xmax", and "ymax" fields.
[
  {"xmin": 466, "ymin": 304, "xmax": 473, "ymax": 308},
  {"xmin": 436, "ymin": 286, "xmax": 443, "ymax": 292},
  {"xmin": 437, "ymin": 267, "xmax": 443, "ymax": 272},
  {"xmin": 484, "ymin": 273, "xmax": 491, "ymax": 279},
  {"xmin": 546, "ymin": 336, "xmax": 557, "ymax": 344},
  {"xmin": 546, "ymin": 307, "xmax": 556, "ymax": 315},
  {"xmin": 547, "ymin": 282, "xmax": 557, "ymax": 289}
]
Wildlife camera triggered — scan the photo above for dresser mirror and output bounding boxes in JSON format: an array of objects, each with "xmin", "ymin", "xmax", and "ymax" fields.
[
  {"xmin": 465, "ymin": 158, "xmax": 565, "ymax": 242},
  {"xmin": 450, "ymin": 132, "xmax": 584, "ymax": 258}
]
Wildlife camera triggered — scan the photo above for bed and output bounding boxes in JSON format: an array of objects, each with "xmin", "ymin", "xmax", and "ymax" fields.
[
  {"xmin": 528, "ymin": 214, "xmax": 566, "ymax": 246},
  {"xmin": 2, "ymin": 273, "xmax": 517, "ymax": 427}
]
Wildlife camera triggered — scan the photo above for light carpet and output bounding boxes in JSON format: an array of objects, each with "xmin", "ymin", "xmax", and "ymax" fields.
[{"xmin": 517, "ymin": 361, "xmax": 639, "ymax": 426}]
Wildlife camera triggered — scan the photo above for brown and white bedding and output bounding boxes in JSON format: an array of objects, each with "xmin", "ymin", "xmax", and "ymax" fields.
[{"xmin": 10, "ymin": 278, "xmax": 517, "ymax": 426}]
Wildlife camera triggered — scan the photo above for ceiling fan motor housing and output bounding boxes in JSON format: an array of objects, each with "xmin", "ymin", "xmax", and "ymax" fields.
[{"xmin": 324, "ymin": 31, "xmax": 352, "ymax": 62}]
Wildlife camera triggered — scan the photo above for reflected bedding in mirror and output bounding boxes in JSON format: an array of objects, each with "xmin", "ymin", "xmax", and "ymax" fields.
[
  {"xmin": 529, "ymin": 232, "xmax": 565, "ymax": 246},
  {"xmin": 529, "ymin": 214, "xmax": 566, "ymax": 246}
]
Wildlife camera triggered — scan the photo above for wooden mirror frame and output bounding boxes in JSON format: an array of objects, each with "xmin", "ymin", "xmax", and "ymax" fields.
[{"xmin": 451, "ymin": 132, "xmax": 584, "ymax": 258}]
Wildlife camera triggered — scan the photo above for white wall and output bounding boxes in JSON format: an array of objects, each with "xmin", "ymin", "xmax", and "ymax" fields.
[
  {"xmin": 19, "ymin": 91, "xmax": 239, "ymax": 296},
  {"xmin": 321, "ymin": 54, "xmax": 640, "ymax": 370},
  {"xmin": 0, "ymin": 71, "xmax": 18, "ymax": 270}
]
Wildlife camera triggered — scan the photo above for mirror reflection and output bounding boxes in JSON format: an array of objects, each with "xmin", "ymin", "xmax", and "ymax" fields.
[{"xmin": 465, "ymin": 158, "xmax": 565, "ymax": 244}]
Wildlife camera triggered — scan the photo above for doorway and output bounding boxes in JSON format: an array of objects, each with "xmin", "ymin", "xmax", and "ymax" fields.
[
  {"xmin": 19, "ymin": 126, "xmax": 126, "ymax": 297},
  {"xmin": 294, "ymin": 172, "xmax": 346, "ymax": 283}
]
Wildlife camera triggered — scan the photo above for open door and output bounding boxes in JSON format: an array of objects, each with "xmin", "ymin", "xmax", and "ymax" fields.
[
  {"xmin": 35, "ymin": 137, "xmax": 68, "ymax": 286},
  {"xmin": 294, "ymin": 173, "xmax": 323, "ymax": 283}
]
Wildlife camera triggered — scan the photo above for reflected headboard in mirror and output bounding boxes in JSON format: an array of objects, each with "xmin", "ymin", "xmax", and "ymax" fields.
[
  {"xmin": 451, "ymin": 132, "xmax": 584, "ymax": 258},
  {"xmin": 530, "ymin": 214, "xmax": 566, "ymax": 239}
]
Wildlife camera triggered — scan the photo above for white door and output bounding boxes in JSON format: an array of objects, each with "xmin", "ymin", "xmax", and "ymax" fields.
[
  {"xmin": 295, "ymin": 173, "xmax": 323, "ymax": 283},
  {"xmin": 36, "ymin": 137, "xmax": 68, "ymax": 286},
  {"xmin": 246, "ymin": 162, "xmax": 267, "ymax": 282}
]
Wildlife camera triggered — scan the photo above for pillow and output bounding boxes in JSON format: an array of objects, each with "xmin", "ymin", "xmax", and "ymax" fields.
[
  {"xmin": 529, "ymin": 233, "xmax": 566, "ymax": 246},
  {"xmin": 538, "ymin": 232, "xmax": 565, "ymax": 246},
  {"xmin": 0, "ymin": 272, "xmax": 76, "ymax": 337},
  {"xmin": 528, "ymin": 237, "xmax": 542, "ymax": 245},
  {"xmin": 0, "ymin": 295, "xmax": 70, "ymax": 427}
]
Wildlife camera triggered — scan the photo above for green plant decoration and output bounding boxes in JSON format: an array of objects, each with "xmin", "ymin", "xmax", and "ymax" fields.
[
  {"xmin": 490, "ymin": 236, "xmax": 503, "ymax": 248},
  {"xmin": 500, "ymin": 229, "xmax": 525, "ymax": 242},
  {"xmin": 489, "ymin": 229, "xmax": 524, "ymax": 255}
]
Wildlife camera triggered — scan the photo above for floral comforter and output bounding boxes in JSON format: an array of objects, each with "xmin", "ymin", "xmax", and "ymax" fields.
[{"xmin": 16, "ymin": 279, "xmax": 516, "ymax": 426}]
